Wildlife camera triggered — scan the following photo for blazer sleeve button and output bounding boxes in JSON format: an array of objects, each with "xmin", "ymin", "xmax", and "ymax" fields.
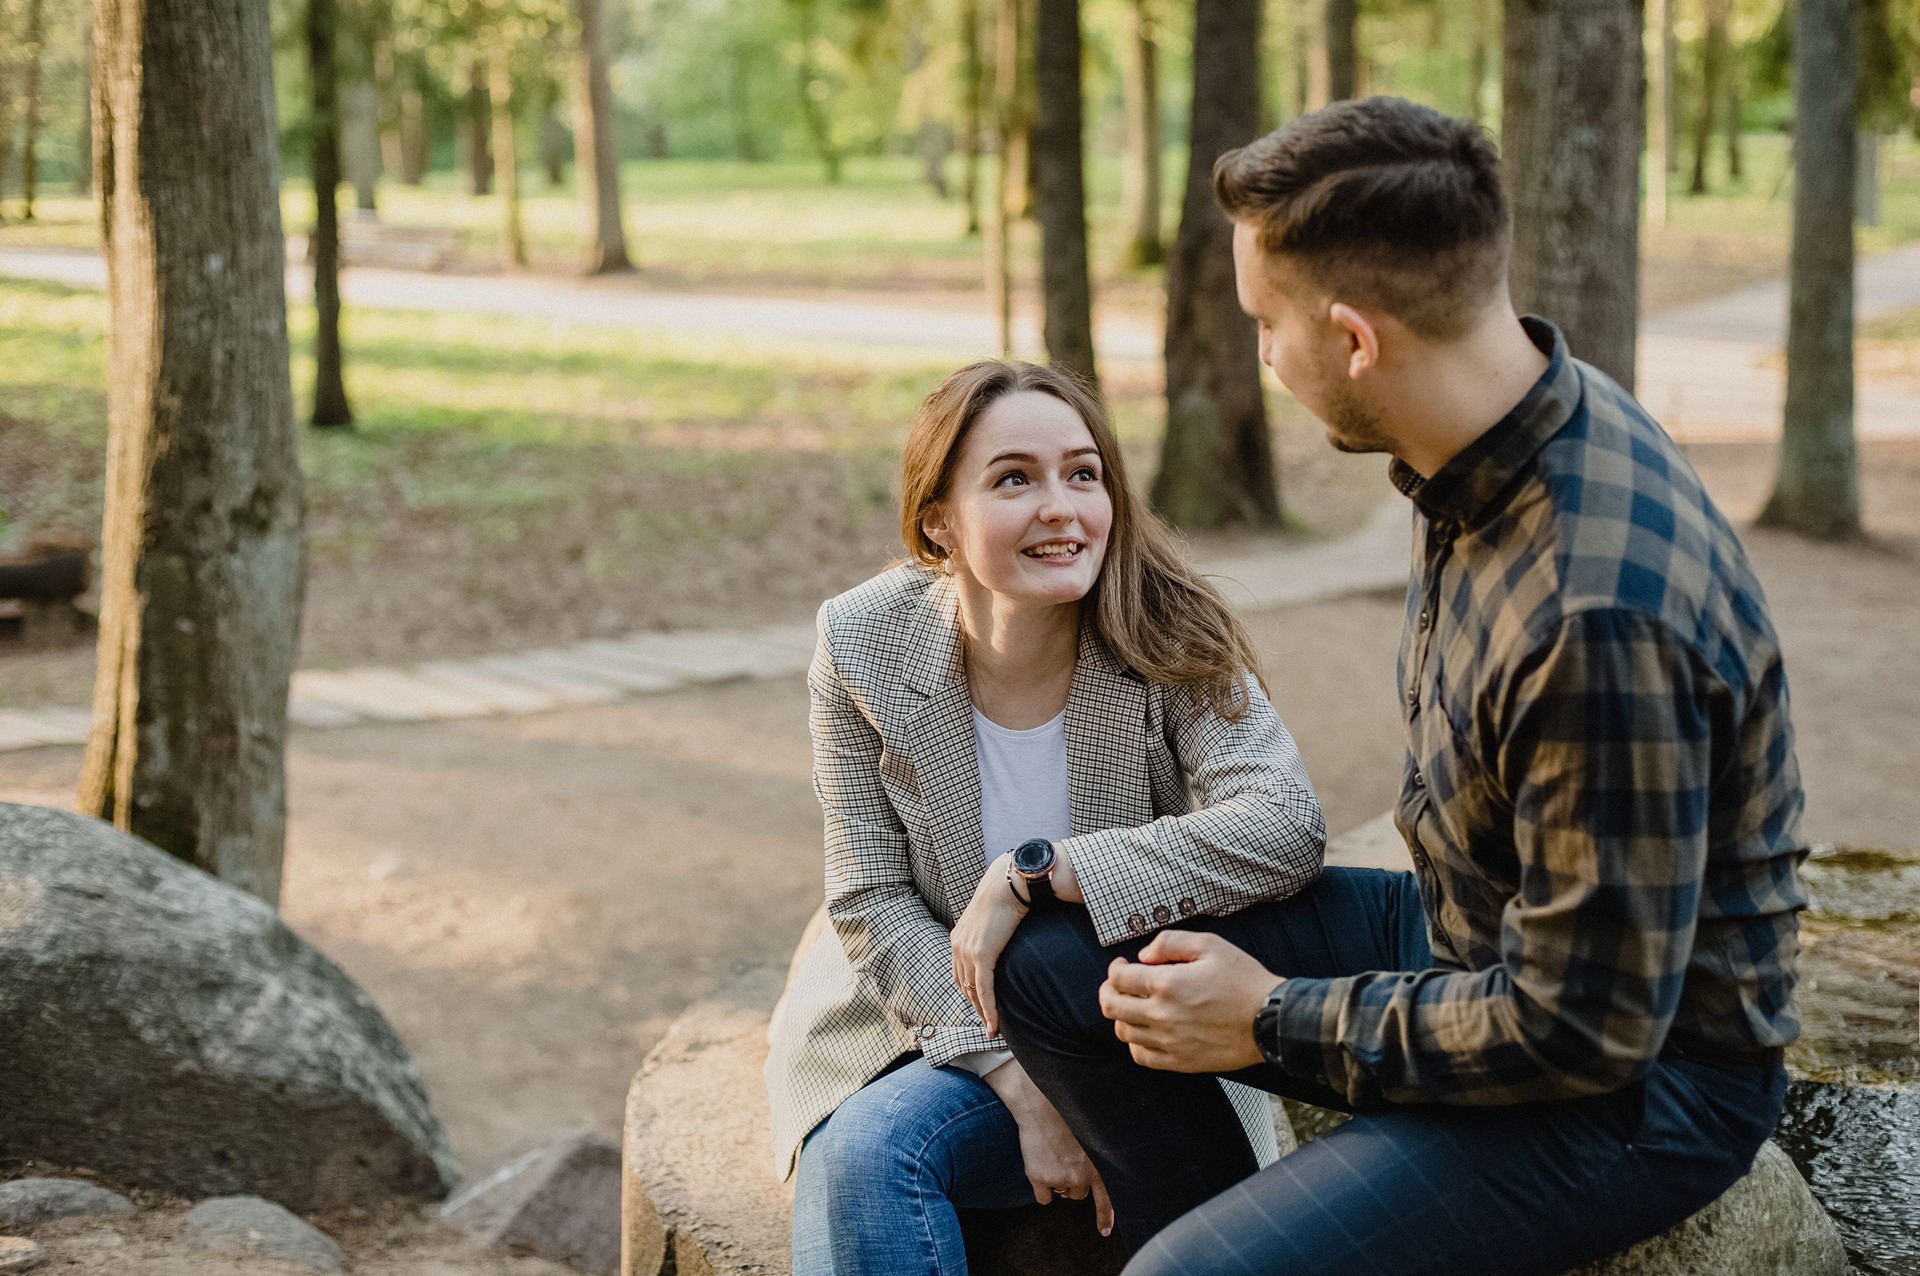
[
  {"xmin": 1128, "ymin": 913, "xmax": 1147, "ymax": 933},
  {"xmin": 919, "ymin": 1026, "xmax": 937, "ymax": 1040},
  {"xmin": 1151, "ymin": 904, "xmax": 1172, "ymax": 925},
  {"xmin": 1177, "ymin": 897, "xmax": 1196, "ymax": 917}
]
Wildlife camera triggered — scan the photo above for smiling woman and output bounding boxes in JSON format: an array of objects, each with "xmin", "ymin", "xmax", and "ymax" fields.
[{"xmin": 765, "ymin": 358, "xmax": 1326, "ymax": 1275}]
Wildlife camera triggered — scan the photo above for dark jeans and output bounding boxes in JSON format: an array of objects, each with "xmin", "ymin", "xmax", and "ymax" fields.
[{"xmin": 995, "ymin": 867, "xmax": 1788, "ymax": 1275}]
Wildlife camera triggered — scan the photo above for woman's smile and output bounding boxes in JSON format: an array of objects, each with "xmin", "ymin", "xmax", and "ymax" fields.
[{"xmin": 1022, "ymin": 539, "xmax": 1086, "ymax": 562}]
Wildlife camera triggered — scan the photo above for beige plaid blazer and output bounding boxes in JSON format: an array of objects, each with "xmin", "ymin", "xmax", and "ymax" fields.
[{"xmin": 763, "ymin": 564, "xmax": 1327, "ymax": 1179}]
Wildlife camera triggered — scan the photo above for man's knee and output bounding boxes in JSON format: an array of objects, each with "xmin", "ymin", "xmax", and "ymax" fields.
[{"xmin": 997, "ymin": 906, "xmax": 1113, "ymax": 1034}]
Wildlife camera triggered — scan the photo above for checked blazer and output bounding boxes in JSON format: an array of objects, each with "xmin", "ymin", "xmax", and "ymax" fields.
[{"xmin": 764, "ymin": 563, "xmax": 1327, "ymax": 1179}]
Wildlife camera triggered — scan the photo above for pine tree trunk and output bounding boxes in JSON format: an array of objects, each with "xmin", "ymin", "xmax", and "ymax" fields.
[
  {"xmin": 74, "ymin": 18, "xmax": 91, "ymax": 197},
  {"xmin": 960, "ymin": 0, "xmax": 982, "ymax": 235},
  {"xmin": 342, "ymin": 79, "xmax": 382, "ymax": 212},
  {"xmin": 309, "ymin": 0, "xmax": 353, "ymax": 428},
  {"xmin": 1151, "ymin": 0, "xmax": 1277, "ymax": 530},
  {"xmin": 1325, "ymin": 0, "xmax": 1358, "ymax": 102},
  {"xmin": 539, "ymin": 105, "xmax": 566, "ymax": 187},
  {"xmin": 1121, "ymin": 0, "xmax": 1163, "ymax": 268},
  {"xmin": 81, "ymin": 0, "xmax": 306, "ymax": 906},
  {"xmin": 1502, "ymin": 0, "xmax": 1642, "ymax": 391},
  {"xmin": 467, "ymin": 60, "xmax": 492, "ymax": 195},
  {"xmin": 1647, "ymin": 0, "xmax": 1670, "ymax": 223},
  {"xmin": 22, "ymin": 0, "xmax": 42, "ymax": 219},
  {"xmin": 987, "ymin": 0, "xmax": 1024, "ymax": 353},
  {"xmin": 1758, "ymin": 0, "xmax": 1858, "ymax": 539},
  {"xmin": 1033, "ymin": 0, "xmax": 1097, "ymax": 388},
  {"xmin": 400, "ymin": 83, "xmax": 427, "ymax": 183},
  {"xmin": 729, "ymin": 46, "xmax": 761, "ymax": 160},
  {"xmin": 1726, "ymin": 84, "xmax": 1742, "ymax": 179},
  {"xmin": 572, "ymin": 0, "xmax": 631, "ymax": 272},
  {"xmin": 1690, "ymin": 0, "xmax": 1728, "ymax": 194},
  {"xmin": 490, "ymin": 56, "xmax": 526, "ymax": 268},
  {"xmin": 0, "ymin": 0, "xmax": 14, "ymax": 222}
]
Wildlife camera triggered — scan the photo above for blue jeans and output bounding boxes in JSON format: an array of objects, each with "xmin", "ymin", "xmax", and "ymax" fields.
[
  {"xmin": 791, "ymin": 1057, "xmax": 1037, "ymax": 1276},
  {"xmin": 996, "ymin": 867, "xmax": 1789, "ymax": 1274}
]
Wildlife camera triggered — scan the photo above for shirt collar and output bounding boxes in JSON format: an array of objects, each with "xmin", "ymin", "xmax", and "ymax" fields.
[{"xmin": 1387, "ymin": 317, "xmax": 1580, "ymax": 528}]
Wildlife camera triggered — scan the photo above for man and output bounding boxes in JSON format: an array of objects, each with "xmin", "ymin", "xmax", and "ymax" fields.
[{"xmin": 995, "ymin": 96, "xmax": 1806, "ymax": 1276}]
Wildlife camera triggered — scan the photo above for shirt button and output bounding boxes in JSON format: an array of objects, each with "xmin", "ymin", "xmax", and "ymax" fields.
[
  {"xmin": 1128, "ymin": 913, "xmax": 1147, "ymax": 933},
  {"xmin": 1411, "ymin": 769, "xmax": 1426, "ymax": 789},
  {"xmin": 1152, "ymin": 904, "xmax": 1172, "ymax": 925},
  {"xmin": 1418, "ymin": 609, "xmax": 1433, "ymax": 631},
  {"xmin": 1407, "ymin": 687, "xmax": 1420, "ymax": 707},
  {"xmin": 1177, "ymin": 897, "xmax": 1196, "ymax": 917}
]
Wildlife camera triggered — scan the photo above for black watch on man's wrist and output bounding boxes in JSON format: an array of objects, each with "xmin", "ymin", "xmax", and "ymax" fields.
[{"xmin": 1011, "ymin": 838, "xmax": 1059, "ymax": 908}]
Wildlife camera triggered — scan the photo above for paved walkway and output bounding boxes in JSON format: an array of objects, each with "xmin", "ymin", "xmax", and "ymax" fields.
[{"xmin": 0, "ymin": 506, "xmax": 1414, "ymax": 753}]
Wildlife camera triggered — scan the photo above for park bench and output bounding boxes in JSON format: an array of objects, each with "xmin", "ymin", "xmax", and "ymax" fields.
[{"xmin": 0, "ymin": 540, "xmax": 92, "ymax": 646}]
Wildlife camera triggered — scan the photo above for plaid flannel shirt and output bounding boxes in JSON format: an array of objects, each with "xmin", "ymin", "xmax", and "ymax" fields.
[{"xmin": 1261, "ymin": 318, "xmax": 1807, "ymax": 1107}]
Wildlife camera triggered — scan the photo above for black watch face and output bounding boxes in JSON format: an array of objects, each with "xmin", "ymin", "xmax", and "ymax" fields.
[{"xmin": 1012, "ymin": 839, "xmax": 1055, "ymax": 877}]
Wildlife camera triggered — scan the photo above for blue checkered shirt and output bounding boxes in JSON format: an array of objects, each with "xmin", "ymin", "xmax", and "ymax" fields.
[{"xmin": 1261, "ymin": 318, "xmax": 1807, "ymax": 1106}]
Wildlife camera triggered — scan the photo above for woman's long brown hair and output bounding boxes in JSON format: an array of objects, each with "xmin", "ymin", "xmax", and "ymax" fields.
[{"xmin": 899, "ymin": 360, "xmax": 1267, "ymax": 720}]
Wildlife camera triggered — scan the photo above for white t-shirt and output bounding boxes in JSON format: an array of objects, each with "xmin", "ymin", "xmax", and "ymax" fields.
[{"xmin": 949, "ymin": 707, "xmax": 1074, "ymax": 1079}]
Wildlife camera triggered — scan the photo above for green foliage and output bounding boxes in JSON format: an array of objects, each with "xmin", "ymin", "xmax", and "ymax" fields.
[{"xmin": 0, "ymin": 0, "xmax": 93, "ymax": 196}]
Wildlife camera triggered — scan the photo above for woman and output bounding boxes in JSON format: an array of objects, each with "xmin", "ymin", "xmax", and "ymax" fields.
[{"xmin": 764, "ymin": 360, "xmax": 1326, "ymax": 1274}]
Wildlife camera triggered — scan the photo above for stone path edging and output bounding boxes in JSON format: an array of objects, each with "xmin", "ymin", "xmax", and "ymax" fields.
[{"xmin": 0, "ymin": 503, "xmax": 1413, "ymax": 753}]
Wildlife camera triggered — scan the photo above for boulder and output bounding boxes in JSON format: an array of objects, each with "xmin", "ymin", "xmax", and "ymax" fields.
[
  {"xmin": 0, "ymin": 803, "xmax": 459, "ymax": 1210},
  {"xmin": 0, "ymin": 1180, "xmax": 136, "ymax": 1231},
  {"xmin": 0, "ymin": 1238, "xmax": 43, "ymax": 1274},
  {"xmin": 1773, "ymin": 1080, "xmax": 1920, "ymax": 1276},
  {"xmin": 443, "ymin": 1131, "xmax": 622, "ymax": 1272},
  {"xmin": 183, "ymin": 1196, "xmax": 344, "ymax": 1272},
  {"xmin": 1565, "ymin": 1140, "xmax": 1847, "ymax": 1276}
]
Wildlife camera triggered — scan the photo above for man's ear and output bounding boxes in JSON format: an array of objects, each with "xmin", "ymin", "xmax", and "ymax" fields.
[{"xmin": 1328, "ymin": 303, "xmax": 1380, "ymax": 381}]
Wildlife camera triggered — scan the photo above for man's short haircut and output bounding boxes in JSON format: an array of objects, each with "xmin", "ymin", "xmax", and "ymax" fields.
[{"xmin": 1214, "ymin": 96, "xmax": 1509, "ymax": 341}]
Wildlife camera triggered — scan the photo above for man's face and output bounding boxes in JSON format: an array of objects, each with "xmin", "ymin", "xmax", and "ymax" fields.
[{"xmin": 1231, "ymin": 221, "xmax": 1393, "ymax": 456}]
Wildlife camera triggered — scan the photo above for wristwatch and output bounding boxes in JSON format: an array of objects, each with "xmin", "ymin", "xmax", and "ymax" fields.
[{"xmin": 1010, "ymin": 838, "xmax": 1060, "ymax": 908}]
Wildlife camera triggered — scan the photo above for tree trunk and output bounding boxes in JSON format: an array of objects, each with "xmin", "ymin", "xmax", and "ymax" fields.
[
  {"xmin": 1689, "ymin": 0, "xmax": 1728, "ymax": 195},
  {"xmin": 342, "ymin": 79, "xmax": 381, "ymax": 211},
  {"xmin": 1758, "ymin": 0, "xmax": 1857, "ymax": 539},
  {"xmin": 960, "ymin": 0, "xmax": 982, "ymax": 235},
  {"xmin": 0, "ymin": 0, "xmax": 13, "ymax": 221},
  {"xmin": 1502, "ymin": 0, "xmax": 1642, "ymax": 391},
  {"xmin": 81, "ymin": 0, "xmax": 306, "ymax": 907},
  {"xmin": 466, "ymin": 60, "xmax": 492, "ymax": 195},
  {"xmin": 490, "ymin": 56, "xmax": 526, "ymax": 268},
  {"xmin": 1121, "ymin": 0, "xmax": 1163, "ymax": 268},
  {"xmin": 1033, "ymin": 0, "xmax": 1097, "ymax": 388},
  {"xmin": 730, "ymin": 45, "xmax": 761, "ymax": 160},
  {"xmin": 1325, "ymin": 0, "xmax": 1358, "ymax": 102},
  {"xmin": 22, "ymin": 0, "xmax": 43, "ymax": 219},
  {"xmin": 309, "ymin": 0, "xmax": 353, "ymax": 428},
  {"xmin": 400, "ymin": 82, "xmax": 427, "ymax": 183},
  {"xmin": 795, "ymin": 0, "xmax": 842, "ymax": 183},
  {"xmin": 1469, "ymin": 0, "xmax": 1496, "ymax": 124},
  {"xmin": 1151, "ymin": 0, "xmax": 1277, "ymax": 530},
  {"xmin": 376, "ymin": 35, "xmax": 404, "ymax": 184},
  {"xmin": 920, "ymin": 121, "xmax": 951, "ymax": 197},
  {"xmin": 538, "ymin": 106, "xmax": 566, "ymax": 187},
  {"xmin": 74, "ymin": 16, "xmax": 91, "ymax": 197},
  {"xmin": 987, "ymin": 0, "xmax": 1024, "ymax": 353},
  {"xmin": 1726, "ymin": 84, "xmax": 1742, "ymax": 179},
  {"xmin": 1647, "ymin": 0, "xmax": 1669, "ymax": 223},
  {"xmin": 572, "ymin": 0, "xmax": 631, "ymax": 272}
]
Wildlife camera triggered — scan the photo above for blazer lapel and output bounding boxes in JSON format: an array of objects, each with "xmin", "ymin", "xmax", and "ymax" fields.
[
  {"xmin": 900, "ymin": 575, "xmax": 984, "ymax": 926},
  {"xmin": 1065, "ymin": 622, "xmax": 1152, "ymax": 836}
]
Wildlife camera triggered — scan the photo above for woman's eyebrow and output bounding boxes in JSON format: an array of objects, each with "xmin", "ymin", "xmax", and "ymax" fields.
[{"xmin": 986, "ymin": 446, "xmax": 1101, "ymax": 466}]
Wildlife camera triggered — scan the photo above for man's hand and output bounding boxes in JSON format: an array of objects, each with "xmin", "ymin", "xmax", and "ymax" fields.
[{"xmin": 1099, "ymin": 930, "xmax": 1278, "ymax": 1073}]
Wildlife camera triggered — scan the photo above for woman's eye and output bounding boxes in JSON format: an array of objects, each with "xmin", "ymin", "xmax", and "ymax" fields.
[
  {"xmin": 993, "ymin": 471, "xmax": 1028, "ymax": 488},
  {"xmin": 1073, "ymin": 467, "xmax": 1099, "ymax": 482}
]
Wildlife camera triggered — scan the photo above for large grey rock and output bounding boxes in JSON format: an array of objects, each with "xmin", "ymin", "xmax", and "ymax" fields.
[
  {"xmin": 0, "ymin": 1179, "xmax": 135, "ymax": 1230},
  {"xmin": 0, "ymin": 803, "xmax": 458, "ymax": 1210},
  {"xmin": 1565, "ymin": 1140, "xmax": 1847, "ymax": 1276},
  {"xmin": 183, "ymin": 1196, "xmax": 343, "ymax": 1272},
  {"xmin": 444, "ymin": 1131, "xmax": 621, "ymax": 1272}
]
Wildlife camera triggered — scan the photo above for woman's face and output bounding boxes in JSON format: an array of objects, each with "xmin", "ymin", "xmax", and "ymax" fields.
[{"xmin": 923, "ymin": 390, "xmax": 1114, "ymax": 608}]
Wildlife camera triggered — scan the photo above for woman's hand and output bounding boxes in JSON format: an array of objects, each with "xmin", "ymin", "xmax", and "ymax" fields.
[
  {"xmin": 950, "ymin": 852, "xmax": 1027, "ymax": 1035},
  {"xmin": 983, "ymin": 1059, "xmax": 1114, "ymax": 1236}
]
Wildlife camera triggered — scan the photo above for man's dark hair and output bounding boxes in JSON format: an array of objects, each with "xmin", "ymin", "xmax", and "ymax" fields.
[{"xmin": 1214, "ymin": 96, "xmax": 1508, "ymax": 341}]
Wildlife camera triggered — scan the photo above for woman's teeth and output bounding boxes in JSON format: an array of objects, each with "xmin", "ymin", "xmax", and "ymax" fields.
[{"xmin": 1023, "ymin": 542, "xmax": 1081, "ymax": 559}]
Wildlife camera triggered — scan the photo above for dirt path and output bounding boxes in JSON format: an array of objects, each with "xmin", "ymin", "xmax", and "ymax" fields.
[{"xmin": 1, "ymin": 442, "xmax": 1916, "ymax": 1268}]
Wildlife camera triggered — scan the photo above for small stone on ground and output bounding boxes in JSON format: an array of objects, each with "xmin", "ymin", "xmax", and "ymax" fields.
[
  {"xmin": 0, "ymin": 1180, "xmax": 135, "ymax": 1231},
  {"xmin": 442, "ymin": 1131, "xmax": 620, "ymax": 1273},
  {"xmin": 0, "ymin": 1238, "xmax": 44, "ymax": 1273},
  {"xmin": 183, "ymin": 1197, "xmax": 343, "ymax": 1273}
]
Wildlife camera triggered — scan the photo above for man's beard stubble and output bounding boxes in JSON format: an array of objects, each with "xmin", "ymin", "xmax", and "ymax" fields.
[{"xmin": 1319, "ymin": 375, "xmax": 1395, "ymax": 456}]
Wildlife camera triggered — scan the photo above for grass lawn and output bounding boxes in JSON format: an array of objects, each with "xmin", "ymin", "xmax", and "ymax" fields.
[{"xmin": 7, "ymin": 134, "xmax": 1916, "ymax": 305}]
